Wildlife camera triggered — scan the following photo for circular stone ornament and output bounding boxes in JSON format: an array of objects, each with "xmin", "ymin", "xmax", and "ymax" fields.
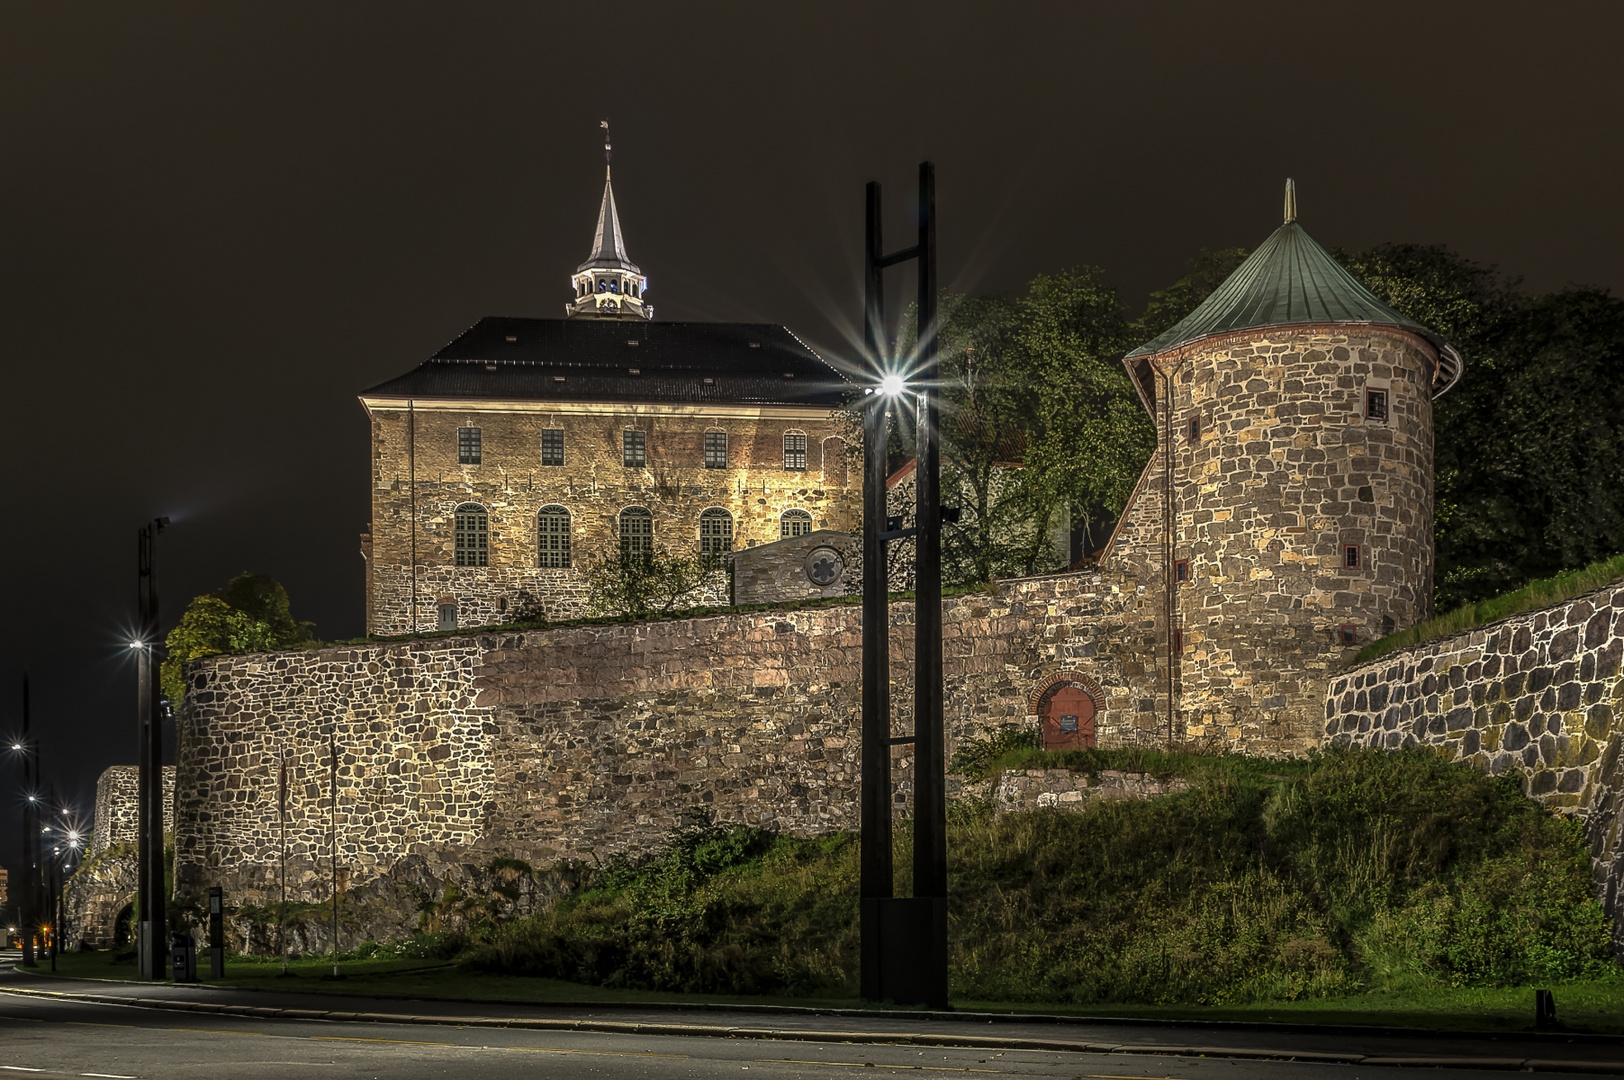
[{"xmin": 804, "ymin": 546, "xmax": 845, "ymax": 587}]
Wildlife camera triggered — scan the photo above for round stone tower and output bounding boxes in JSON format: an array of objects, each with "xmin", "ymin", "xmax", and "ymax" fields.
[{"xmin": 1116, "ymin": 181, "xmax": 1463, "ymax": 751}]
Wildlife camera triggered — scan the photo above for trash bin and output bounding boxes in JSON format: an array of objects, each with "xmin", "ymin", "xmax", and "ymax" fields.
[{"xmin": 170, "ymin": 931, "xmax": 197, "ymax": 983}]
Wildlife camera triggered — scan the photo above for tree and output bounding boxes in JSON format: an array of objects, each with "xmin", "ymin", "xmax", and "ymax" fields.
[
  {"xmin": 583, "ymin": 549, "xmax": 724, "ymax": 619},
  {"xmin": 161, "ymin": 573, "xmax": 315, "ymax": 706},
  {"xmin": 1344, "ymin": 245, "xmax": 1624, "ymax": 607}
]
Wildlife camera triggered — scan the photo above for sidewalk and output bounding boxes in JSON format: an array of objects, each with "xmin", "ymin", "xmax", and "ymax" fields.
[{"xmin": 2, "ymin": 963, "xmax": 1620, "ymax": 1074}]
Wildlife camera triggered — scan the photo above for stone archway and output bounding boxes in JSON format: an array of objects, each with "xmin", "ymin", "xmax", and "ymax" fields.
[
  {"xmin": 113, "ymin": 903, "xmax": 133, "ymax": 949},
  {"xmin": 1028, "ymin": 672, "xmax": 1103, "ymax": 750}
]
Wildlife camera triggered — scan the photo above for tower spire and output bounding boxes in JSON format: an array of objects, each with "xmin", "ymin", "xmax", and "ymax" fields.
[
  {"xmin": 566, "ymin": 120, "xmax": 651, "ymax": 320},
  {"xmin": 1284, "ymin": 178, "xmax": 1298, "ymax": 223}
]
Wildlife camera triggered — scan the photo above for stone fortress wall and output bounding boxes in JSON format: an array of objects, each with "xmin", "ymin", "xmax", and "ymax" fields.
[
  {"xmin": 174, "ymin": 566, "xmax": 1181, "ymax": 909},
  {"xmin": 1324, "ymin": 577, "xmax": 1624, "ymax": 954},
  {"xmin": 90, "ymin": 765, "xmax": 174, "ymax": 856},
  {"xmin": 363, "ymin": 403, "xmax": 858, "ymax": 635},
  {"xmin": 1133, "ymin": 327, "xmax": 1437, "ymax": 753}
]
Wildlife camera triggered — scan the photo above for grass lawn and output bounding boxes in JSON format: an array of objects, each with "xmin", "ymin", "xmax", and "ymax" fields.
[{"xmin": 26, "ymin": 951, "xmax": 1624, "ymax": 1036}]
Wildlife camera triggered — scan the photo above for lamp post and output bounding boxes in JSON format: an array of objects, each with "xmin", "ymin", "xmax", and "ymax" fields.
[
  {"xmin": 15, "ymin": 677, "xmax": 40, "ymax": 968},
  {"xmin": 136, "ymin": 516, "xmax": 170, "ymax": 980},
  {"xmin": 859, "ymin": 162, "xmax": 948, "ymax": 1008}
]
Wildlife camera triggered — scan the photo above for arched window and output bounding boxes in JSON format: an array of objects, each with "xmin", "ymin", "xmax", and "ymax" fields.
[
  {"xmin": 618, "ymin": 506, "xmax": 653, "ymax": 561},
  {"xmin": 454, "ymin": 503, "xmax": 488, "ymax": 567},
  {"xmin": 699, "ymin": 508, "xmax": 733, "ymax": 557},
  {"xmin": 780, "ymin": 508, "xmax": 813, "ymax": 539},
  {"xmin": 538, "ymin": 505, "xmax": 571, "ymax": 569}
]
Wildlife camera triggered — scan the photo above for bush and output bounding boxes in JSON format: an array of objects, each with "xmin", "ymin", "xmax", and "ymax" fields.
[{"xmin": 468, "ymin": 748, "xmax": 1617, "ymax": 1003}]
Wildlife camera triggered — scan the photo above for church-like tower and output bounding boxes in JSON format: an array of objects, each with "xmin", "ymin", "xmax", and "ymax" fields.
[{"xmin": 566, "ymin": 122, "xmax": 652, "ymax": 321}]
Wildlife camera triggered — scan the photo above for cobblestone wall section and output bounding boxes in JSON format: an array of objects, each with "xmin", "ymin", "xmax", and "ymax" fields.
[
  {"xmin": 991, "ymin": 768, "xmax": 1190, "ymax": 814},
  {"xmin": 1324, "ymin": 578, "xmax": 1624, "ymax": 955},
  {"xmin": 175, "ymin": 567, "xmax": 1180, "ymax": 908},
  {"xmin": 90, "ymin": 766, "xmax": 174, "ymax": 857}
]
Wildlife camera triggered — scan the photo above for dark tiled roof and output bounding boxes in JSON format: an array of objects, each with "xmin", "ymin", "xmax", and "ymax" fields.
[{"xmin": 360, "ymin": 317, "xmax": 854, "ymax": 408}]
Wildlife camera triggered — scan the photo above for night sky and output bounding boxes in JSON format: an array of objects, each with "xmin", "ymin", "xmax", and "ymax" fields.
[{"xmin": 3, "ymin": 3, "xmax": 1621, "ymax": 879}]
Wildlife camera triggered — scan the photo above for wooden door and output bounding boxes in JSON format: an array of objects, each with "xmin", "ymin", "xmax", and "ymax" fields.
[{"xmin": 1041, "ymin": 683, "xmax": 1097, "ymax": 750}]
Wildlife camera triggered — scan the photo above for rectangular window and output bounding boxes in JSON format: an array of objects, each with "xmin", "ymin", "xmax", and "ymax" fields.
[
  {"xmin": 783, "ymin": 433, "xmax": 807, "ymax": 470},
  {"xmin": 1187, "ymin": 414, "xmax": 1201, "ymax": 442},
  {"xmin": 458, "ymin": 427, "xmax": 482, "ymax": 465},
  {"xmin": 1173, "ymin": 627, "xmax": 1184, "ymax": 653},
  {"xmin": 1343, "ymin": 543, "xmax": 1362, "ymax": 570},
  {"xmin": 436, "ymin": 602, "xmax": 457, "ymax": 632},
  {"xmin": 541, "ymin": 429, "xmax": 564, "ymax": 467},
  {"xmin": 538, "ymin": 510, "xmax": 570, "ymax": 569},
  {"xmin": 1174, "ymin": 559, "xmax": 1190, "ymax": 583},
  {"xmin": 622, "ymin": 429, "xmax": 646, "ymax": 468},
  {"xmin": 1365, "ymin": 387, "xmax": 1389, "ymax": 422},
  {"xmin": 1339, "ymin": 624, "xmax": 1358, "ymax": 646},
  {"xmin": 704, "ymin": 431, "xmax": 728, "ymax": 469}
]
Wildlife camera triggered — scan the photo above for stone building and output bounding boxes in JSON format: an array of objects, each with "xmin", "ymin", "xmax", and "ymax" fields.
[
  {"xmin": 359, "ymin": 149, "xmax": 860, "ymax": 635},
  {"xmin": 1101, "ymin": 180, "xmax": 1464, "ymax": 750}
]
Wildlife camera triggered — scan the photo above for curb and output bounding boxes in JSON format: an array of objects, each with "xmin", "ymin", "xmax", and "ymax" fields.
[{"xmin": 2, "ymin": 982, "xmax": 1620, "ymax": 1074}]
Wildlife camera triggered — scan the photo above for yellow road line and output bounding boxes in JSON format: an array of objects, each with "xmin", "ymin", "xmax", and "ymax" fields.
[{"xmin": 754, "ymin": 1061, "xmax": 999, "ymax": 1074}]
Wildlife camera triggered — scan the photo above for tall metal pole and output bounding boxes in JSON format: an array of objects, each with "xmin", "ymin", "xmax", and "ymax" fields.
[
  {"xmin": 859, "ymin": 180, "xmax": 893, "ymax": 1002},
  {"xmin": 329, "ymin": 731, "xmax": 341, "ymax": 979},
  {"xmin": 136, "ymin": 520, "xmax": 168, "ymax": 979},
  {"xmin": 912, "ymin": 161, "xmax": 946, "ymax": 906},
  {"xmin": 858, "ymin": 163, "xmax": 948, "ymax": 1008},
  {"xmin": 20, "ymin": 676, "xmax": 36, "ymax": 967}
]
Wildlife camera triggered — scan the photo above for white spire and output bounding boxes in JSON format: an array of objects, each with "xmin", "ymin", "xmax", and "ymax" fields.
[{"xmin": 566, "ymin": 120, "xmax": 651, "ymax": 321}]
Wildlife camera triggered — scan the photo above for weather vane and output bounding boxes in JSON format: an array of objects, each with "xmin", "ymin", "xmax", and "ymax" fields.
[{"xmin": 601, "ymin": 119, "xmax": 611, "ymax": 166}]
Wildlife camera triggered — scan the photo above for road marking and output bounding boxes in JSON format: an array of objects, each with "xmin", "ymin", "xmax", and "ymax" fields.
[
  {"xmin": 312, "ymin": 1037, "xmax": 456, "ymax": 1048},
  {"xmin": 509, "ymin": 1047, "xmax": 687, "ymax": 1059},
  {"xmin": 0, "ymin": 1068, "xmax": 46, "ymax": 1074},
  {"xmin": 754, "ymin": 1061, "xmax": 999, "ymax": 1074},
  {"xmin": 80, "ymin": 1073, "xmax": 137, "ymax": 1078}
]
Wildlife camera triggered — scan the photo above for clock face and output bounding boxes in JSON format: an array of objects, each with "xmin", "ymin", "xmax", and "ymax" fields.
[{"xmin": 804, "ymin": 546, "xmax": 845, "ymax": 587}]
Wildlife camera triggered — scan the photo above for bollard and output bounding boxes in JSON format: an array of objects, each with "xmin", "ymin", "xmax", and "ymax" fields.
[
  {"xmin": 208, "ymin": 887, "xmax": 224, "ymax": 979},
  {"xmin": 169, "ymin": 931, "xmax": 197, "ymax": 983}
]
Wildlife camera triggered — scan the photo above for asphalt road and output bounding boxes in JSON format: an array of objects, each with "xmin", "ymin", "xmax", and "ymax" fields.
[{"xmin": 1, "ymin": 958, "xmax": 1619, "ymax": 1079}]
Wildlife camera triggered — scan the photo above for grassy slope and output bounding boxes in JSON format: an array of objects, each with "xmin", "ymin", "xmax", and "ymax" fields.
[{"xmin": 1356, "ymin": 552, "xmax": 1624, "ymax": 663}]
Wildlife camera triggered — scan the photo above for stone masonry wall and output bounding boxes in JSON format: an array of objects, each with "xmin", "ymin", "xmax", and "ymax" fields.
[
  {"xmin": 176, "ymin": 566, "xmax": 1177, "ymax": 909},
  {"xmin": 1324, "ymin": 577, "xmax": 1624, "ymax": 955},
  {"xmin": 1111, "ymin": 327, "xmax": 1437, "ymax": 752},
  {"xmin": 732, "ymin": 529, "xmax": 860, "ymax": 605},
  {"xmin": 365, "ymin": 403, "xmax": 859, "ymax": 635},
  {"xmin": 91, "ymin": 765, "xmax": 174, "ymax": 856}
]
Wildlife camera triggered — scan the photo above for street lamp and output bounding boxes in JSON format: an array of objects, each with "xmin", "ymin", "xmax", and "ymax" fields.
[
  {"xmin": 859, "ymin": 162, "xmax": 948, "ymax": 1009},
  {"xmin": 136, "ymin": 516, "xmax": 170, "ymax": 980}
]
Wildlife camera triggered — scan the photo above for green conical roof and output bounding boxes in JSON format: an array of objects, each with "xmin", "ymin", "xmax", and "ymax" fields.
[{"xmin": 1125, "ymin": 182, "xmax": 1462, "ymax": 395}]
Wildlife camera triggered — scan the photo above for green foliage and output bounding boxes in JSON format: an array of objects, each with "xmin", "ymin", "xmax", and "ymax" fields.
[
  {"xmin": 1345, "ymin": 245, "xmax": 1624, "ymax": 609},
  {"xmin": 470, "ymin": 749, "xmax": 1616, "ymax": 1004},
  {"xmin": 1358, "ymin": 551, "xmax": 1624, "ymax": 662},
  {"xmin": 470, "ymin": 815, "xmax": 858, "ymax": 995},
  {"xmin": 947, "ymin": 724, "xmax": 1041, "ymax": 782},
  {"xmin": 583, "ymin": 549, "xmax": 724, "ymax": 619},
  {"xmin": 161, "ymin": 573, "xmax": 314, "ymax": 706}
]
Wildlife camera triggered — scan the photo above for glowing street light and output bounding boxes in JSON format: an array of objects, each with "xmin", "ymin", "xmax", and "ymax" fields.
[{"xmin": 879, "ymin": 373, "xmax": 907, "ymax": 397}]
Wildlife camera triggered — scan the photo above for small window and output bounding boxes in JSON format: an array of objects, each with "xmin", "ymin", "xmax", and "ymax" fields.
[
  {"xmin": 1187, "ymin": 414, "xmax": 1201, "ymax": 442},
  {"xmin": 437, "ymin": 602, "xmax": 457, "ymax": 632},
  {"xmin": 541, "ymin": 430, "xmax": 564, "ymax": 467},
  {"xmin": 1365, "ymin": 388, "xmax": 1389, "ymax": 423},
  {"xmin": 458, "ymin": 427, "xmax": 482, "ymax": 465},
  {"xmin": 454, "ymin": 503, "xmax": 489, "ymax": 567},
  {"xmin": 1343, "ymin": 544, "xmax": 1362, "ymax": 570},
  {"xmin": 783, "ymin": 433, "xmax": 807, "ymax": 470},
  {"xmin": 780, "ymin": 508, "xmax": 814, "ymax": 539},
  {"xmin": 699, "ymin": 508, "xmax": 733, "ymax": 557},
  {"xmin": 1173, "ymin": 628, "xmax": 1184, "ymax": 653},
  {"xmin": 619, "ymin": 506, "xmax": 652, "ymax": 561},
  {"xmin": 538, "ymin": 506, "xmax": 570, "ymax": 569},
  {"xmin": 1174, "ymin": 559, "xmax": 1190, "ymax": 583},
  {"xmin": 622, "ymin": 429, "xmax": 646, "ymax": 468},
  {"xmin": 704, "ymin": 431, "xmax": 728, "ymax": 470},
  {"xmin": 1338, "ymin": 624, "xmax": 1358, "ymax": 646}
]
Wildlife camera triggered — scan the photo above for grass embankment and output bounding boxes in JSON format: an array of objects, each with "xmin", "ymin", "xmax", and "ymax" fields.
[
  {"xmin": 465, "ymin": 747, "xmax": 1619, "ymax": 1019},
  {"xmin": 40, "ymin": 746, "xmax": 1623, "ymax": 1032},
  {"xmin": 1357, "ymin": 552, "xmax": 1624, "ymax": 664}
]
